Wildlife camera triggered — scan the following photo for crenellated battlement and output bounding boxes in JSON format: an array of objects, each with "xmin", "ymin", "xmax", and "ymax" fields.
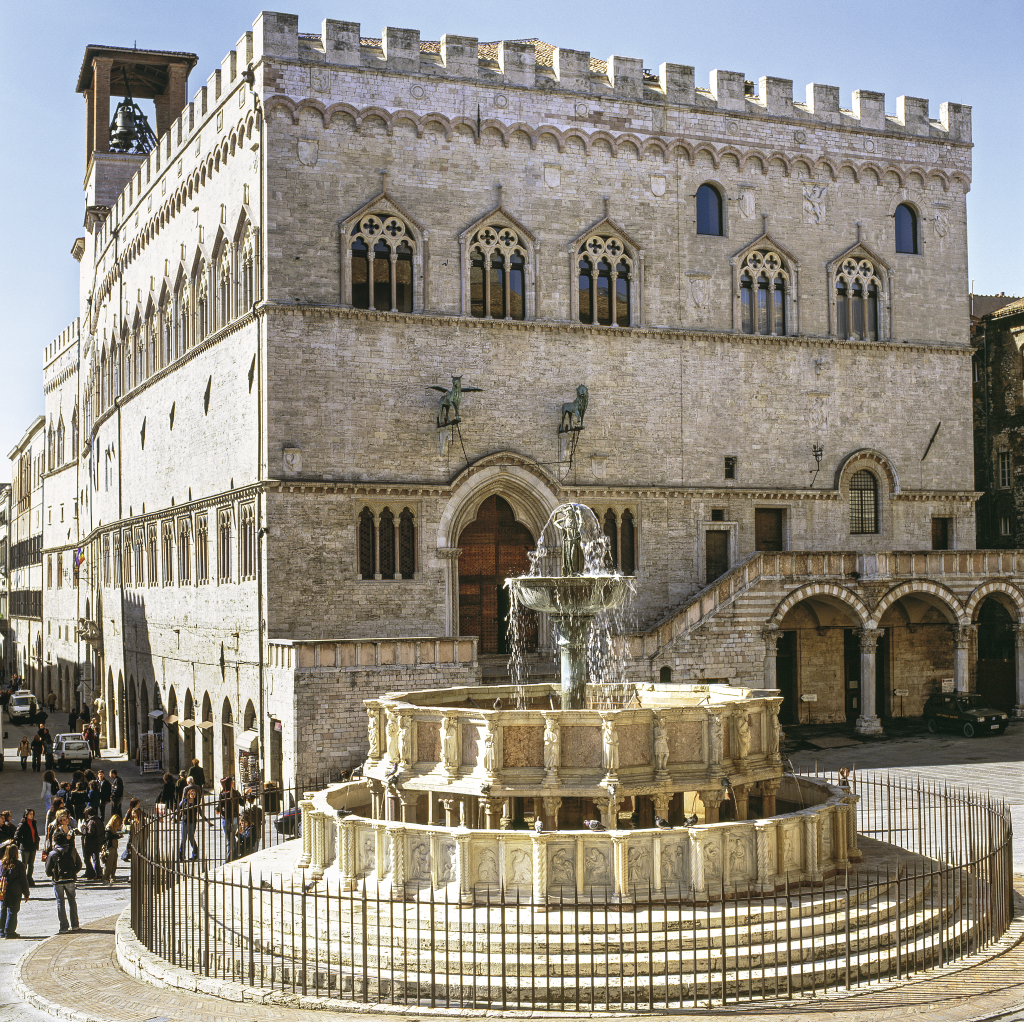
[
  {"xmin": 44, "ymin": 320, "xmax": 80, "ymax": 368},
  {"xmin": 245, "ymin": 11, "xmax": 970, "ymax": 142}
]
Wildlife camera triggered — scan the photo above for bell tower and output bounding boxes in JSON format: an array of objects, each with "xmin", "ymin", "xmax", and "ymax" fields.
[{"xmin": 76, "ymin": 45, "xmax": 197, "ymax": 171}]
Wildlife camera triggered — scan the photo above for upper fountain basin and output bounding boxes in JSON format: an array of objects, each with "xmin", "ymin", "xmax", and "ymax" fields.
[{"xmin": 506, "ymin": 574, "xmax": 635, "ymax": 616}]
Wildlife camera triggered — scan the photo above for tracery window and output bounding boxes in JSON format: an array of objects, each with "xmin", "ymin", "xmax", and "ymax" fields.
[
  {"xmin": 134, "ymin": 326, "xmax": 143, "ymax": 383},
  {"xmin": 176, "ymin": 279, "xmax": 191, "ymax": 355},
  {"xmin": 134, "ymin": 528, "xmax": 144, "ymax": 587},
  {"xmin": 56, "ymin": 417, "xmax": 64, "ymax": 467},
  {"xmin": 469, "ymin": 224, "xmax": 527, "ymax": 320},
  {"xmin": 178, "ymin": 518, "xmax": 191, "ymax": 585},
  {"xmin": 218, "ymin": 507, "xmax": 232, "ymax": 582},
  {"xmin": 239, "ymin": 502, "xmax": 255, "ymax": 580},
  {"xmin": 349, "ymin": 215, "xmax": 414, "ymax": 312},
  {"xmin": 56, "ymin": 552, "xmax": 63, "ymax": 589},
  {"xmin": 895, "ymin": 204, "xmax": 918, "ymax": 254},
  {"xmin": 849, "ymin": 470, "xmax": 879, "ymax": 535},
  {"xmin": 113, "ymin": 531, "xmax": 121, "ymax": 587},
  {"xmin": 240, "ymin": 231, "xmax": 256, "ymax": 311},
  {"xmin": 357, "ymin": 506, "xmax": 415, "ymax": 580},
  {"xmin": 100, "ymin": 350, "xmax": 108, "ymax": 409},
  {"xmin": 578, "ymin": 236, "xmax": 632, "ymax": 327},
  {"xmin": 147, "ymin": 523, "xmax": 158, "ymax": 585},
  {"xmin": 196, "ymin": 513, "xmax": 209, "ymax": 584},
  {"xmin": 102, "ymin": 533, "xmax": 111, "ymax": 587},
  {"xmin": 195, "ymin": 262, "xmax": 209, "ymax": 343},
  {"xmin": 739, "ymin": 250, "xmax": 789, "ymax": 336},
  {"xmin": 160, "ymin": 297, "xmax": 172, "ymax": 367},
  {"xmin": 122, "ymin": 532, "xmax": 132, "ymax": 586},
  {"xmin": 71, "ymin": 406, "xmax": 78, "ymax": 455},
  {"xmin": 47, "ymin": 424, "xmax": 55, "ymax": 472},
  {"xmin": 145, "ymin": 310, "xmax": 156, "ymax": 376},
  {"xmin": 835, "ymin": 257, "xmax": 882, "ymax": 341},
  {"xmin": 217, "ymin": 250, "xmax": 232, "ymax": 329}
]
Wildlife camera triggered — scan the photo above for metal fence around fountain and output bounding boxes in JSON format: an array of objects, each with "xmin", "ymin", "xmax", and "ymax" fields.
[{"xmin": 129, "ymin": 771, "xmax": 1014, "ymax": 1010}]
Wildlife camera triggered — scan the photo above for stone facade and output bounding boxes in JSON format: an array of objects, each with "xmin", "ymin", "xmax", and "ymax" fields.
[{"xmin": 22, "ymin": 10, "xmax": 1024, "ymax": 786}]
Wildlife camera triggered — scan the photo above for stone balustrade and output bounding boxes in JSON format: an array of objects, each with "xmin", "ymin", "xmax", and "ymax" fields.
[
  {"xmin": 269, "ymin": 636, "xmax": 478, "ymax": 671},
  {"xmin": 299, "ymin": 775, "xmax": 857, "ymax": 900}
]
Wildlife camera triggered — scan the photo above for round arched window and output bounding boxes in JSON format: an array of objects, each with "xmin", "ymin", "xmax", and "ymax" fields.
[
  {"xmin": 696, "ymin": 184, "xmax": 723, "ymax": 236},
  {"xmin": 895, "ymin": 204, "xmax": 918, "ymax": 254},
  {"xmin": 849, "ymin": 470, "xmax": 879, "ymax": 534}
]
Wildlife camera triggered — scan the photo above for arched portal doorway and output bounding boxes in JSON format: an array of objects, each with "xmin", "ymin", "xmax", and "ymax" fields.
[
  {"xmin": 777, "ymin": 593, "xmax": 867, "ymax": 725},
  {"xmin": 457, "ymin": 495, "xmax": 536, "ymax": 655},
  {"xmin": 975, "ymin": 597, "xmax": 1015, "ymax": 710},
  {"xmin": 201, "ymin": 692, "xmax": 214, "ymax": 782},
  {"xmin": 183, "ymin": 691, "xmax": 195, "ymax": 768},
  {"xmin": 167, "ymin": 687, "xmax": 180, "ymax": 773},
  {"xmin": 221, "ymin": 698, "xmax": 234, "ymax": 782}
]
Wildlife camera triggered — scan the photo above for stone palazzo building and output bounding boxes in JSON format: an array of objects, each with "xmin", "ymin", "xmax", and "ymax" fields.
[{"xmin": 35, "ymin": 10, "xmax": 1023, "ymax": 786}]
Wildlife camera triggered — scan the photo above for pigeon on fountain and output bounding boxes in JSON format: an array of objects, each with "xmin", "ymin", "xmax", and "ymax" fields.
[
  {"xmin": 480, "ymin": 784, "xmax": 491, "ymax": 795},
  {"xmin": 584, "ymin": 819, "xmax": 607, "ymax": 832},
  {"xmin": 383, "ymin": 762, "xmax": 400, "ymax": 787},
  {"xmin": 682, "ymin": 813, "xmax": 699, "ymax": 827},
  {"xmin": 534, "ymin": 817, "xmax": 544, "ymax": 833},
  {"xmin": 337, "ymin": 807, "xmax": 355, "ymax": 819},
  {"xmin": 654, "ymin": 815, "xmax": 672, "ymax": 831},
  {"xmin": 493, "ymin": 697, "xmax": 502, "ymax": 710}
]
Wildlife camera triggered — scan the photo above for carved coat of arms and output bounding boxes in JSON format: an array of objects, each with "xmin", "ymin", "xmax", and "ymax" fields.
[
  {"xmin": 802, "ymin": 184, "xmax": 828, "ymax": 224},
  {"xmin": 310, "ymin": 67, "xmax": 332, "ymax": 93},
  {"xmin": 297, "ymin": 140, "xmax": 319, "ymax": 167},
  {"xmin": 650, "ymin": 174, "xmax": 666, "ymax": 197}
]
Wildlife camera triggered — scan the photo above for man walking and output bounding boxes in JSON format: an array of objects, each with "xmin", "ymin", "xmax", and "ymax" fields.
[
  {"xmin": 215, "ymin": 777, "xmax": 240, "ymax": 862},
  {"xmin": 97, "ymin": 770, "xmax": 111, "ymax": 819},
  {"xmin": 48, "ymin": 810, "xmax": 81, "ymax": 933},
  {"xmin": 29, "ymin": 733, "xmax": 43, "ymax": 773},
  {"xmin": 108, "ymin": 770, "xmax": 123, "ymax": 820}
]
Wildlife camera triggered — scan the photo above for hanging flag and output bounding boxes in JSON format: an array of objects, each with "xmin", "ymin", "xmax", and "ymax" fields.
[{"xmin": 74, "ymin": 546, "xmax": 85, "ymax": 569}]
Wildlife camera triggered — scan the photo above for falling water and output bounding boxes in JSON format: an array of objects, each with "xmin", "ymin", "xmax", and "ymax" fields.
[{"xmin": 506, "ymin": 504, "xmax": 635, "ymax": 708}]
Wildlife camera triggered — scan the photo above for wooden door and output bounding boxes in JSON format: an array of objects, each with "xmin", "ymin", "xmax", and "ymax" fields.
[
  {"xmin": 755, "ymin": 509, "xmax": 784, "ymax": 551},
  {"xmin": 705, "ymin": 530, "xmax": 729, "ymax": 584},
  {"xmin": 931, "ymin": 517, "xmax": 950, "ymax": 550}
]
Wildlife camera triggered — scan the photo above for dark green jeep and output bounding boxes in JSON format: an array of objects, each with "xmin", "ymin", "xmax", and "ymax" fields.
[{"xmin": 923, "ymin": 693, "xmax": 1009, "ymax": 738}]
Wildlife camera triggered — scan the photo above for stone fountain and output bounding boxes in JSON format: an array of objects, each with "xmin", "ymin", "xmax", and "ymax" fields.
[{"xmin": 505, "ymin": 503, "xmax": 634, "ymax": 709}]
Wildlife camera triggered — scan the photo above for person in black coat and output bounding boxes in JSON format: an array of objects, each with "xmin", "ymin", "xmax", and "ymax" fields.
[
  {"xmin": 157, "ymin": 773, "xmax": 177, "ymax": 812},
  {"xmin": 187, "ymin": 758, "xmax": 206, "ymax": 791},
  {"xmin": 79, "ymin": 808, "xmax": 103, "ymax": 880},
  {"xmin": 68, "ymin": 784, "xmax": 88, "ymax": 824},
  {"xmin": 109, "ymin": 771, "xmax": 124, "ymax": 820},
  {"xmin": 14, "ymin": 810, "xmax": 39, "ymax": 887},
  {"xmin": 29, "ymin": 735, "xmax": 43, "ymax": 773},
  {"xmin": 0, "ymin": 844, "xmax": 30, "ymax": 938},
  {"xmin": 96, "ymin": 770, "xmax": 111, "ymax": 819},
  {"xmin": 67, "ymin": 708, "xmax": 79, "ymax": 733},
  {"xmin": 0, "ymin": 811, "xmax": 15, "ymax": 847}
]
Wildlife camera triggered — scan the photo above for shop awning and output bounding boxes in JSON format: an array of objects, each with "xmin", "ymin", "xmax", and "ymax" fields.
[
  {"xmin": 148, "ymin": 709, "xmax": 164, "ymax": 718},
  {"xmin": 163, "ymin": 714, "xmax": 179, "ymax": 725},
  {"xmin": 195, "ymin": 720, "xmax": 214, "ymax": 731},
  {"xmin": 178, "ymin": 718, "xmax": 196, "ymax": 729},
  {"xmin": 236, "ymin": 729, "xmax": 260, "ymax": 752}
]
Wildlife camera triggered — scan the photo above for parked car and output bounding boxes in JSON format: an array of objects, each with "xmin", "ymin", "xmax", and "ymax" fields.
[
  {"xmin": 7, "ymin": 692, "xmax": 39, "ymax": 723},
  {"xmin": 53, "ymin": 734, "xmax": 93, "ymax": 770},
  {"xmin": 923, "ymin": 693, "xmax": 1009, "ymax": 737},
  {"xmin": 274, "ymin": 806, "xmax": 301, "ymax": 837}
]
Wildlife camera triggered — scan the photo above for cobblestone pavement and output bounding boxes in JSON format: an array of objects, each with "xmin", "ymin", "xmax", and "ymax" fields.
[{"xmin": 1, "ymin": 718, "xmax": 1022, "ymax": 1020}]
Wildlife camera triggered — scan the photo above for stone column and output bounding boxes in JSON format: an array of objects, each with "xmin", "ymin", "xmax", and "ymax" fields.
[
  {"xmin": 610, "ymin": 832, "xmax": 629, "ymax": 897},
  {"xmin": 542, "ymin": 796, "xmax": 562, "ymax": 831},
  {"xmin": 732, "ymin": 783, "xmax": 751, "ymax": 822},
  {"xmin": 339, "ymin": 821, "xmax": 357, "ymax": 890},
  {"xmin": 309, "ymin": 812, "xmax": 327, "ymax": 879},
  {"xmin": 454, "ymin": 830, "xmax": 472, "ymax": 900},
  {"xmin": 689, "ymin": 830, "xmax": 705, "ymax": 897},
  {"xmin": 754, "ymin": 823, "xmax": 776, "ymax": 893},
  {"xmin": 832, "ymin": 808, "xmax": 849, "ymax": 870},
  {"xmin": 601, "ymin": 794, "xmax": 622, "ymax": 830},
  {"xmin": 297, "ymin": 792, "xmax": 314, "ymax": 868},
  {"xmin": 1014, "ymin": 624, "xmax": 1024, "ymax": 717},
  {"xmin": 531, "ymin": 834, "xmax": 547, "ymax": 902},
  {"xmin": 399, "ymin": 794, "xmax": 418, "ymax": 824},
  {"xmin": 441, "ymin": 798, "xmax": 459, "ymax": 828},
  {"xmin": 759, "ymin": 778, "xmax": 779, "ymax": 818},
  {"xmin": 480, "ymin": 797, "xmax": 502, "ymax": 830},
  {"xmin": 762, "ymin": 626, "xmax": 780, "ymax": 689},
  {"xmin": 953, "ymin": 624, "xmax": 976, "ymax": 694},
  {"xmin": 653, "ymin": 794, "xmax": 671, "ymax": 824},
  {"xmin": 803, "ymin": 814, "xmax": 821, "ymax": 881},
  {"xmin": 855, "ymin": 628, "xmax": 884, "ymax": 735},
  {"xmin": 699, "ymin": 789, "xmax": 723, "ymax": 824},
  {"xmin": 438, "ymin": 547, "xmax": 461, "ymax": 637}
]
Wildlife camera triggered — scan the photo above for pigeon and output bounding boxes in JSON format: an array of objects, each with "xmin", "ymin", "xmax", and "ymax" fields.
[
  {"xmin": 654, "ymin": 815, "xmax": 672, "ymax": 831},
  {"xmin": 683, "ymin": 813, "xmax": 699, "ymax": 827},
  {"xmin": 584, "ymin": 819, "xmax": 607, "ymax": 832},
  {"xmin": 383, "ymin": 762, "xmax": 400, "ymax": 784},
  {"xmin": 534, "ymin": 817, "xmax": 544, "ymax": 833},
  {"xmin": 336, "ymin": 807, "xmax": 355, "ymax": 819},
  {"xmin": 493, "ymin": 697, "xmax": 502, "ymax": 711},
  {"xmin": 303, "ymin": 878, "xmax": 318, "ymax": 893},
  {"xmin": 480, "ymin": 784, "xmax": 491, "ymax": 795}
]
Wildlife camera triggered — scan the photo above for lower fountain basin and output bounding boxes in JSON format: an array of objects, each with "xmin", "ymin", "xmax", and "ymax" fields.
[{"xmin": 505, "ymin": 574, "xmax": 635, "ymax": 616}]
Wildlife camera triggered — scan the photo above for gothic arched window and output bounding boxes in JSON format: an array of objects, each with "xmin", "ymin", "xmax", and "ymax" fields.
[
  {"xmin": 578, "ymin": 236, "xmax": 632, "ymax": 327},
  {"xmin": 56, "ymin": 416, "xmax": 65, "ymax": 467},
  {"xmin": 349, "ymin": 215, "xmax": 415, "ymax": 313},
  {"xmin": 195, "ymin": 262, "xmax": 209, "ymax": 342},
  {"xmin": 835, "ymin": 257, "xmax": 882, "ymax": 341},
  {"xmin": 739, "ymin": 249, "xmax": 789, "ymax": 336},
  {"xmin": 468, "ymin": 224, "xmax": 528, "ymax": 321},
  {"xmin": 239, "ymin": 228, "xmax": 257, "ymax": 311},
  {"xmin": 217, "ymin": 250, "xmax": 232, "ymax": 329}
]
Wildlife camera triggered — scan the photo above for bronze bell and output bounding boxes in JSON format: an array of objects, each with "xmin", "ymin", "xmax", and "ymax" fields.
[{"xmin": 110, "ymin": 100, "xmax": 138, "ymax": 149}]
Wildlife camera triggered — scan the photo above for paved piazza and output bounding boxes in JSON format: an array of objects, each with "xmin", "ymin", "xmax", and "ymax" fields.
[{"xmin": 0, "ymin": 721, "xmax": 1021, "ymax": 1021}]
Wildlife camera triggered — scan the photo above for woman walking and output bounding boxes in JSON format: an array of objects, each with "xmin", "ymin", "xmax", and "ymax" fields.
[
  {"xmin": 41, "ymin": 771, "xmax": 58, "ymax": 817},
  {"xmin": 14, "ymin": 810, "xmax": 39, "ymax": 887},
  {"xmin": 0, "ymin": 845, "xmax": 30, "ymax": 938},
  {"xmin": 176, "ymin": 786, "xmax": 205, "ymax": 861},
  {"xmin": 101, "ymin": 814, "xmax": 122, "ymax": 886},
  {"xmin": 16, "ymin": 738, "xmax": 29, "ymax": 771}
]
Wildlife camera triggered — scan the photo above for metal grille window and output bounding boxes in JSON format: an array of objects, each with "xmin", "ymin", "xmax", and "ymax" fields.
[
  {"xmin": 358, "ymin": 506, "xmax": 416, "ymax": 580},
  {"xmin": 358, "ymin": 507, "xmax": 375, "ymax": 579},
  {"xmin": 196, "ymin": 514, "xmax": 209, "ymax": 584},
  {"xmin": 849, "ymin": 470, "xmax": 879, "ymax": 534},
  {"xmin": 218, "ymin": 508, "xmax": 232, "ymax": 582},
  {"xmin": 998, "ymin": 451, "xmax": 1011, "ymax": 488},
  {"xmin": 147, "ymin": 524, "xmax": 158, "ymax": 585},
  {"xmin": 178, "ymin": 518, "xmax": 191, "ymax": 584},
  {"xmin": 239, "ymin": 503, "xmax": 256, "ymax": 580},
  {"xmin": 379, "ymin": 508, "xmax": 395, "ymax": 579},
  {"xmin": 399, "ymin": 508, "xmax": 415, "ymax": 579},
  {"xmin": 162, "ymin": 521, "xmax": 174, "ymax": 585}
]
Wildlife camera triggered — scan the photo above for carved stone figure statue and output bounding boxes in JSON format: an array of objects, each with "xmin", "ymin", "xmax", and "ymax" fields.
[
  {"xmin": 601, "ymin": 718, "xmax": 619, "ymax": 773},
  {"xmin": 735, "ymin": 715, "xmax": 751, "ymax": 760},
  {"xmin": 366, "ymin": 710, "xmax": 379, "ymax": 758},
  {"xmin": 552, "ymin": 503, "xmax": 587, "ymax": 575},
  {"xmin": 482, "ymin": 725, "xmax": 497, "ymax": 775},
  {"xmin": 510, "ymin": 849, "xmax": 532, "ymax": 884},
  {"xmin": 550, "ymin": 848, "xmax": 574, "ymax": 886},
  {"xmin": 543, "ymin": 717, "xmax": 560, "ymax": 771},
  {"xmin": 440, "ymin": 715, "xmax": 459, "ymax": 770},
  {"xmin": 654, "ymin": 718, "xmax": 670, "ymax": 772},
  {"xmin": 767, "ymin": 713, "xmax": 781, "ymax": 755},
  {"xmin": 708, "ymin": 714, "xmax": 723, "ymax": 763},
  {"xmin": 386, "ymin": 713, "xmax": 400, "ymax": 762},
  {"xmin": 476, "ymin": 849, "xmax": 498, "ymax": 884}
]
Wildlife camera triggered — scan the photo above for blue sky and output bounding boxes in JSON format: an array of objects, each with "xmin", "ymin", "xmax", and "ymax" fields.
[{"xmin": 1, "ymin": 0, "xmax": 1021, "ymax": 477}]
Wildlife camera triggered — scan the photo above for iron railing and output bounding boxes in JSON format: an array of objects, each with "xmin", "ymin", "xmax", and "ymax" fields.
[{"xmin": 129, "ymin": 771, "xmax": 1013, "ymax": 1009}]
